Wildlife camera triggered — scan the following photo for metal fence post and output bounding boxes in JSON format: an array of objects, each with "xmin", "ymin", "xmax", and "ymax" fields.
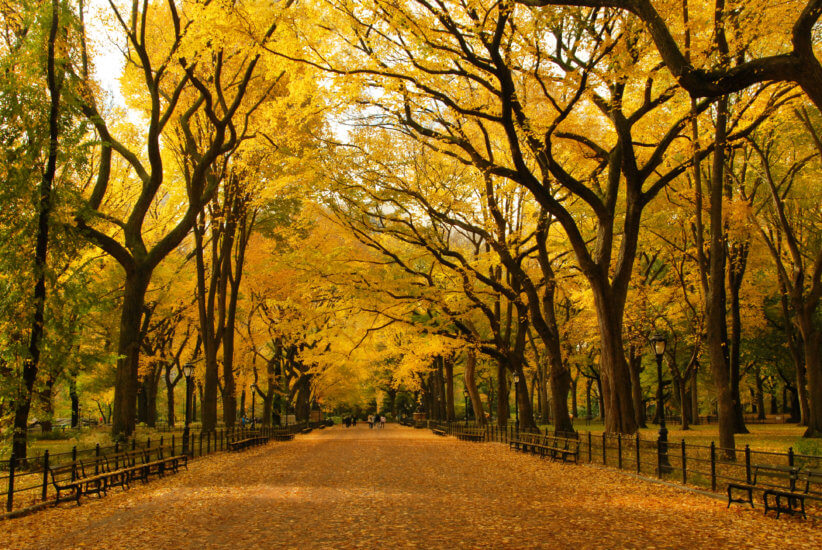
[
  {"xmin": 635, "ymin": 434, "xmax": 641, "ymax": 473},
  {"xmin": 6, "ymin": 452, "xmax": 15, "ymax": 512},
  {"xmin": 744, "ymin": 445, "xmax": 751, "ymax": 484},
  {"xmin": 617, "ymin": 433, "xmax": 623, "ymax": 470},
  {"xmin": 95, "ymin": 443, "xmax": 101, "ymax": 474},
  {"xmin": 681, "ymin": 440, "xmax": 687, "ymax": 485},
  {"xmin": 42, "ymin": 449, "xmax": 50, "ymax": 502},
  {"xmin": 710, "ymin": 441, "xmax": 717, "ymax": 492},
  {"xmin": 71, "ymin": 446, "xmax": 78, "ymax": 481},
  {"xmin": 601, "ymin": 432, "xmax": 606, "ymax": 465}
]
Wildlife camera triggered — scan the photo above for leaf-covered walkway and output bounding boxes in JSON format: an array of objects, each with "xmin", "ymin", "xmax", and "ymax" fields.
[{"xmin": 2, "ymin": 425, "xmax": 820, "ymax": 548}]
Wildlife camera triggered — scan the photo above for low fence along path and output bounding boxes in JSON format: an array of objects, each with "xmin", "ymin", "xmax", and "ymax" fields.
[{"xmin": 2, "ymin": 425, "xmax": 820, "ymax": 548}]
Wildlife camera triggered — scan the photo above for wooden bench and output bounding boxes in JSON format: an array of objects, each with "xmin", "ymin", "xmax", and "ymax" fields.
[
  {"xmin": 727, "ymin": 463, "xmax": 805, "ymax": 515},
  {"xmin": 49, "ymin": 454, "xmax": 129, "ymax": 505},
  {"xmin": 271, "ymin": 433, "xmax": 295, "ymax": 441},
  {"xmin": 49, "ymin": 446, "xmax": 187, "ymax": 506},
  {"xmin": 763, "ymin": 467, "xmax": 822, "ymax": 519},
  {"xmin": 105, "ymin": 449, "xmax": 153, "ymax": 487},
  {"xmin": 227, "ymin": 435, "xmax": 269, "ymax": 452},
  {"xmin": 432, "ymin": 428, "xmax": 446, "ymax": 437},
  {"xmin": 49, "ymin": 463, "xmax": 85, "ymax": 505},
  {"xmin": 139, "ymin": 446, "xmax": 188, "ymax": 479},
  {"xmin": 536, "ymin": 436, "xmax": 579, "ymax": 464},
  {"xmin": 509, "ymin": 432, "xmax": 541, "ymax": 452}
]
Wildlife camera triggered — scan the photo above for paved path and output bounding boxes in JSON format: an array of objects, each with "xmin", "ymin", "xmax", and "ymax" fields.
[{"xmin": 2, "ymin": 425, "xmax": 820, "ymax": 549}]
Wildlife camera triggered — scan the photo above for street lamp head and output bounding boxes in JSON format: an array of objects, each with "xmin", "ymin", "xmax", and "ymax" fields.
[
  {"xmin": 512, "ymin": 373, "xmax": 520, "ymax": 384},
  {"xmin": 250, "ymin": 383, "xmax": 256, "ymax": 390},
  {"xmin": 650, "ymin": 335, "xmax": 667, "ymax": 358},
  {"xmin": 182, "ymin": 362, "xmax": 194, "ymax": 378}
]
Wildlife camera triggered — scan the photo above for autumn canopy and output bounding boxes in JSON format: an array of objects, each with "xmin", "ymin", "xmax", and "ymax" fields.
[{"xmin": 2, "ymin": 0, "xmax": 822, "ymax": 462}]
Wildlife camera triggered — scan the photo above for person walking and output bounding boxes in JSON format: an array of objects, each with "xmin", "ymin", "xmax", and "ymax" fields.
[
  {"xmin": 368, "ymin": 414, "xmax": 374, "ymax": 429},
  {"xmin": 380, "ymin": 415, "xmax": 386, "ymax": 428}
]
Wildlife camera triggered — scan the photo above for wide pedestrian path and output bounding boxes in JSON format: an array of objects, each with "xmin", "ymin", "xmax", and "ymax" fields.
[{"xmin": 2, "ymin": 424, "xmax": 820, "ymax": 548}]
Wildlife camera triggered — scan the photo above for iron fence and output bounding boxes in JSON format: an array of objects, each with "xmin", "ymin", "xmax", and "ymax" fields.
[
  {"xmin": 428, "ymin": 421, "xmax": 822, "ymax": 510},
  {"xmin": 1, "ymin": 423, "xmax": 307, "ymax": 514}
]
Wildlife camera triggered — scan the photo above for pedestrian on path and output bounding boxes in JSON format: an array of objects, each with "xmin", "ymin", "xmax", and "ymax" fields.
[
  {"xmin": 380, "ymin": 415, "xmax": 386, "ymax": 428},
  {"xmin": 368, "ymin": 414, "xmax": 374, "ymax": 429}
]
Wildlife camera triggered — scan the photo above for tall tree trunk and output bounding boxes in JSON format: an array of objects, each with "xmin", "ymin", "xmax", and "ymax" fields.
[
  {"xmin": 496, "ymin": 359, "xmax": 509, "ymax": 427},
  {"xmin": 728, "ymin": 243, "xmax": 750, "ymax": 434},
  {"xmin": 13, "ymin": 0, "xmax": 62, "ymax": 459},
  {"xmin": 677, "ymin": 377, "xmax": 690, "ymax": 430},
  {"xmin": 166, "ymin": 374, "xmax": 176, "ymax": 427},
  {"xmin": 69, "ymin": 377, "xmax": 79, "ymax": 428},
  {"xmin": 464, "ymin": 349, "xmax": 486, "ymax": 426},
  {"xmin": 705, "ymin": 96, "xmax": 736, "ymax": 458},
  {"xmin": 568, "ymin": 375, "xmax": 575, "ymax": 420},
  {"xmin": 590, "ymin": 280, "xmax": 636, "ymax": 434},
  {"xmin": 754, "ymin": 364, "xmax": 766, "ymax": 421},
  {"xmin": 112, "ymin": 269, "xmax": 151, "ymax": 437},
  {"xmin": 539, "ymin": 362, "xmax": 550, "ymax": 423},
  {"xmin": 690, "ymin": 368, "xmax": 700, "ymax": 425},
  {"xmin": 444, "ymin": 356, "xmax": 455, "ymax": 421},
  {"xmin": 628, "ymin": 347, "xmax": 647, "ymax": 428},
  {"xmin": 797, "ymin": 311, "xmax": 822, "ymax": 436}
]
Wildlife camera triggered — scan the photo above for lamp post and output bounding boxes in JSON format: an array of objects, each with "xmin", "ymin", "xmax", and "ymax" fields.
[
  {"xmin": 651, "ymin": 335, "xmax": 671, "ymax": 474},
  {"xmin": 182, "ymin": 362, "xmax": 194, "ymax": 456},
  {"xmin": 512, "ymin": 373, "xmax": 520, "ymax": 434},
  {"xmin": 463, "ymin": 388, "xmax": 469, "ymax": 426},
  {"xmin": 250, "ymin": 383, "xmax": 257, "ymax": 429}
]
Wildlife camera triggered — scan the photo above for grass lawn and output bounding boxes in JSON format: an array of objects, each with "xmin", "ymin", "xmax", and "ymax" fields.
[{"xmin": 9, "ymin": 423, "xmax": 191, "ymax": 461}]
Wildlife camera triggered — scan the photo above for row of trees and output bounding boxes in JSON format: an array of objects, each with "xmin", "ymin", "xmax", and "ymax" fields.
[{"xmin": 2, "ymin": 1, "xmax": 821, "ymax": 463}]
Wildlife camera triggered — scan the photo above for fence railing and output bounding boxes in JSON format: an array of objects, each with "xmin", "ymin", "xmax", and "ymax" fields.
[
  {"xmin": 1, "ymin": 423, "xmax": 308, "ymax": 514},
  {"xmin": 427, "ymin": 421, "xmax": 822, "ymax": 506}
]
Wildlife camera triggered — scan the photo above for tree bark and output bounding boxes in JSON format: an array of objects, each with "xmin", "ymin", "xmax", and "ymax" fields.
[
  {"xmin": 444, "ymin": 356, "xmax": 455, "ymax": 421},
  {"xmin": 728, "ymin": 242, "xmax": 750, "ymax": 434},
  {"xmin": 464, "ymin": 349, "xmax": 487, "ymax": 426},
  {"xmin": 112, "ymin": 269, "xmax": 151, "ymax": 437},
  {"xmin": 13, "ymin": 0, "xmax": 61, "ymax": 460},
  {"xmin": 797, "ymin": 311, "xmax": 822, "ymax": 436},
  {"xmin": 497, "ymin": 358, "xmax": 509, "ymax": 427},
  {"xmin": 705, "ymin": 95, "xmax": 736, "ymax": 458},
  {"xmin": 628, "ymin": 347, "xmax": 647, "ymax": 428}
]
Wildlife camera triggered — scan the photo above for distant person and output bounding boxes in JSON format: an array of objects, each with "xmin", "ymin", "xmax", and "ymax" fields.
[
  {"xmin": 352, "ymin": 416, "xmax": 357, "ymax": 427},
  {"xmin": 380, "ymin": 415, "xmax": 386, "ymax": 428},
  {"xmin": 368, "ymin": 414, "xmax": 374, "ymax": 429}
]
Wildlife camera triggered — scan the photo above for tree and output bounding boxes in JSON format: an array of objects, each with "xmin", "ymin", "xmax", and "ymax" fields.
[{"xmin": 73, "ymin": 0, "xmax": 285, "ymax": 436}]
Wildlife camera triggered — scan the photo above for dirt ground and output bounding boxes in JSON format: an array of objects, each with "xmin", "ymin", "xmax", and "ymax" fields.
[{"xmin": 2, "ymin": 424, "xmax": 820, "ymax": 549}]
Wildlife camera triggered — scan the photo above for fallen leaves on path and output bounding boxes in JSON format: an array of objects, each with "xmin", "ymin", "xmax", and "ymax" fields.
[{"xmin": 1, "ymin": 425, "xmax": 819, "ymax": 549}]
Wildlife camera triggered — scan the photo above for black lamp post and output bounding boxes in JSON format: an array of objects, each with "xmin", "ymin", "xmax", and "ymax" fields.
[
  {"xmin": 182, "ymin": 362, "xmax": 194, "ymax": 456},
  {"xmin": 250, "ymin": 383, "xmax": 257, "ymax": 429},
  {"xmin": 463, "ymin": 388, "xmax": 469, "ymax": 426},
  {"xmin": 512, "ymin": 373, "xmax": 520, "ymax": 434},
  {"xmin": 651, "ymin": 335, "xmax": 671, "ymax": 474}
]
